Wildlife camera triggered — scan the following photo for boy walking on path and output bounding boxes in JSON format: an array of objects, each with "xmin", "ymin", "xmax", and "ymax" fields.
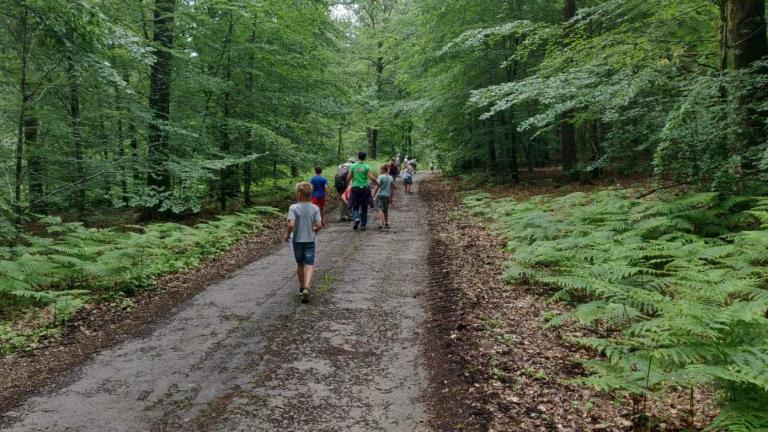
[
  {"xmin": 373, "ymin": 164, "xmax": 395, "ymax": 229},
  {"xmin": 403, "ymin": 162, "xmax": 415, "ymax": 194},
  {"xmin": 285, "ymin": 182, "xmax": 322, "ymax": 303},
  {"xmin": 346, "ymin": 151, "xmax": 379, "ymax": 231},
  {"xmin": 310, "ymin": 166, "xmax": 331, "ymax": 226}
]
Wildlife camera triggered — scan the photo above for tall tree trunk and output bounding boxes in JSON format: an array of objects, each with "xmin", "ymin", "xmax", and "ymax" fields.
[
  {"xmin": 370, "ymin": 127, "xmax": 379, "ymax": 159},
  {"xmin": 486, "ymin": 119, "xmax": 497, "ymax": 174},
  {"xmin": 719, "ymin": 0, "xmax": 729, "ymax": 74},
  {"xmin": 561, "ymin": 0, "xmax": 577, "ymax": 178},
  {"xmin": 146, "ymin": 0, "xmax": 175, "ymax": 215},
  {"xmin": 337, "ymin": 123, "xmax": 344, "ymax": 162},
  {"xmin": 115, "ymin": 81, "xmax": 129, "ymax": 205},
  {"xmin": 370, "ymin": 46, "xmax": 384, "ymax": 160},
  {"xmin": 727, "ymin": 0, "xmax": 768, "ymax": 70},
  {"xmin": 589, "ymin": 121, "xmax": 602, "ymax": 180},
  {"xmin": 561, "ymin": 117, "xmax": 577, "ymax": 170},
  {"xmin": 504, "ymin": 36, "xmax": 520, "ymax": 183},
  {"xmin": 14, "ymin": 9, "xmax": 31, "ymax": 222},
  {"xmin": 406, "ymin": 123, "xmax": 413, "ymax": 156},
  {"xmin": 25, "ymin": 114, "xmax": 44, "ymax": 214},
  {"xmin": 219, "ymin": 56, "xmax": 232, "ymax": 211},
  {"xmin": 563, "ymin": 0, "xmax": 576, "ymax": 23},
  {"xmin": 727, "ymin": 0, "xmax": 768, "ymax": 150},
  {"xmin": 243, "ymin": 29, "xmax": 256, "ymax": 207},
  {"xmin": 366, "ymin": 126, "xmax": 372, "ymax": 154},
  {"xmin": 129, "ymin": 121, "xmax": 141, "ymax": 183},
  {"xmin": 499, "ymin": 111, "xmax": 519, "ymax": 183},
  {"xmin": 494, "ymin": 112, "xmax": 505, "ymax": 177},
  {"xmin": 123, "ymin": 71, "xmax": 141, "ymax": 186},
  {"xmin": 68, "ymin": 60, "xmax": 86, "ymax": 211}
]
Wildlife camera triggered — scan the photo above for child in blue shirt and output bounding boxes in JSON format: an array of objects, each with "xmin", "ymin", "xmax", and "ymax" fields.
[{"xmin": 310, "ymin": 166, "xmax": 331, "ymax": 226}]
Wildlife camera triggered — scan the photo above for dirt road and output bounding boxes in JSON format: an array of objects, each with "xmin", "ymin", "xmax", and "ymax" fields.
[{"xmin": 3, "ymin": 176, "xmax": 430, "ymax": 432}]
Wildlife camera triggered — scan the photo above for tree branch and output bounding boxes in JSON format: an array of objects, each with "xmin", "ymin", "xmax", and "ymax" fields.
[{"xmin": 635, "ymin": 182, "xmax": 689, "ymax": 199}]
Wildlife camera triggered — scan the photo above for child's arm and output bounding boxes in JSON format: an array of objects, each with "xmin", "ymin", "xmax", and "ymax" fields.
[
  {"xmin": 313, "ymin": 211, "xmax": 322, "ymax": 233},
  {"xmin": 284, "ymin": 220, "xmax": 294, "ymax": 242},
  {"xmin": 325, "ymin": 183, "xmax": 332, "ymax": 197},
  {"xmin": 373, "ymin": 184, "xmax": 380, "ymax": 198},
  {"xmin": 368, "ymin": 170, "xmax": 379, "ymax": 187}
]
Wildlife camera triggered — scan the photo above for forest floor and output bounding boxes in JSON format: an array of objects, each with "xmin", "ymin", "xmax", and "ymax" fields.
[{"xmin": 423, "ymin": 175, "xmax": 717, "ymax": 431}]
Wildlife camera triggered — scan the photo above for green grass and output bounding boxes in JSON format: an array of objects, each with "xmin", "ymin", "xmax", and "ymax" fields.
[{"xmin": 466, "ymin": 189, "xmax": 768, "ymax": 430}]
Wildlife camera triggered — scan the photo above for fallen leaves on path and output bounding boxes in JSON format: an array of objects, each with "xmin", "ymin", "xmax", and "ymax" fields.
[{"xmin": 421, "ymin": 177, "xmax": 715, "ymax": 432}]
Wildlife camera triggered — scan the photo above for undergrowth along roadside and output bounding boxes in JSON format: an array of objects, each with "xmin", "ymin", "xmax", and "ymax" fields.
[
  {"xmin": 0, "ymin": 207, "xmax": 278, "ymax": 354},
  {"xmin": 465, "ymin": 189, "xmax": 768, "ymax": 431}
]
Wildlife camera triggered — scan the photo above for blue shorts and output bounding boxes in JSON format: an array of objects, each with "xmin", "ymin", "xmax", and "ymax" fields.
[{"xmin": 292, "ymin": 241, "xmax": 316, "ymax": 265}]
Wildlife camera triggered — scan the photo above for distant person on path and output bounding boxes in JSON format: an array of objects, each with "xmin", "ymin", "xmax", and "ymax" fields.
[
  {"xmin": 373, "ymin": 164, "xmax": 395, "ymax": 230},
  {"xmin": 335, "ymin": 159, "xmax": 354, "ymax": 221},
  {"xmin": 285, "ymin": 182, "xmax": 323, "ymax": 303},
  {"xmin": 346, "ymin": 151, "xmax": 379, "ymax": 231},
  {"xmin": 403, "ymin": 161, "xmax": 415, "ymax": 194},
  {"xmin": 388, "ymin": 157, "xmax": 400, "ymax": 203},
  {"xmin": 310, "ymin": 166, "xmax": 331, "ymax": 226}
]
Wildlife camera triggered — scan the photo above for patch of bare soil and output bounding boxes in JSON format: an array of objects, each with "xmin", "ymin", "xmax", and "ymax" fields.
[
  {"xmin": 422, "ymin": 177, "xmax": 715, "ymax": 432},
  {"xmin": 0, "ymin": 215, "xmax": 284, "ymax": 415}
]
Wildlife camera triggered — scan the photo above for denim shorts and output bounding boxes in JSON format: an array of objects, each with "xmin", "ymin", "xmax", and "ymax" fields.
[
  {"xmin": 376, "ymin": 196, "xmax": 390, "ymax": 214},
  {"xmin": 292, "ymin": 241, "xmax": 316, "ymax": 265}
]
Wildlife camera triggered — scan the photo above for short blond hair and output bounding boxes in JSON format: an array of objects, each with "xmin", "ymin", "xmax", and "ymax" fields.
[{"xmin": 296, "ymin": 182, "xmax": 313, "ymax": 201}]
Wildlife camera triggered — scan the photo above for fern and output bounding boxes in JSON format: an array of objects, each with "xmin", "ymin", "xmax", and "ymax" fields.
[
  {"xmin": 0, "ymin": 207, "xmax": 275, "ymax": 352},
  {"xmin": 468, "ymin": 189, "xmax": 768, "ymax": 430}
]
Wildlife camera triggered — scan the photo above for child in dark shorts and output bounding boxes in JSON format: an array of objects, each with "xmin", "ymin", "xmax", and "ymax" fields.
[
  {"xmin": 373, "ymin": 164, "xmax": 395, "ymax": 229},
  {"xmin": 285, "ymin": 182, "xmax": 322, "ymax": 303}
]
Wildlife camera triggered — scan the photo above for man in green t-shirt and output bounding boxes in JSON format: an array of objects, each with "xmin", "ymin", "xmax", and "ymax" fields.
[{"xmin": 346, "ymin": 151, "xmax": 379, "ymax": 230}]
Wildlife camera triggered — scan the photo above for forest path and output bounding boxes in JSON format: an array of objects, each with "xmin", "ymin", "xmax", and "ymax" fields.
[{"xmin": 3, "ymin": 175, "xmax": 431, "ymax": 432}]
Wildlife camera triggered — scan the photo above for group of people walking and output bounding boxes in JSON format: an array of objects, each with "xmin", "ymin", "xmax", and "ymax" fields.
[
  {"xmin": 335, "ymin": 152, "xmax": 416, "ymax": 229},
  {"xmin": 284, "ymin": 151, "xmax": 417, "ymax": 303}
]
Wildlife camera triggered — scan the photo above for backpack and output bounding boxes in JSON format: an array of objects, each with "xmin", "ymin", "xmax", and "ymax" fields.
[
  {"xmin": 334, "ymin": 164, "xmax": 350, "ymax": 193},
  {"xmin": 389, "ymin": 162, "xmax": 400, "ymax": 177}
]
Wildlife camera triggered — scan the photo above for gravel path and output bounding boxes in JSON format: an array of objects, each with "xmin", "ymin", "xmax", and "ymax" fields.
[{"xmin": 3, "ymin": 176, "xmax": 430, "ymax": 432}]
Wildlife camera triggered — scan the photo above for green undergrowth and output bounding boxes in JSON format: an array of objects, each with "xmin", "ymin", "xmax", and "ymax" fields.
[
  {"xmin": 465, "ymin": 189, "xmax": 768, "ymax": 431},
  {"xmin": 0, "ymin": 206, "xmax": 278, "ymax": 354}
]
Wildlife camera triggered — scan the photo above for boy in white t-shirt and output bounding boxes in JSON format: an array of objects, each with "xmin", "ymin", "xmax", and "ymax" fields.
[
  {"xmin": 285, "ymin": 182, "xmax": 322, "ymax": 303},
  {"xmin": 373, "ymin": 164, "xmax": 395, "ymax": 229}
]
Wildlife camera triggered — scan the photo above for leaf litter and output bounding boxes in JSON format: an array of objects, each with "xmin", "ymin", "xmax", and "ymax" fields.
[{"xmin": 421, "ymin": 176, "xmax": 716, "ymax": 432}]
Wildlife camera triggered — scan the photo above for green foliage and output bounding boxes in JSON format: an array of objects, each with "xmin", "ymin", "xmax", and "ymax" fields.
[
  {"xmin": 1, "ymin": 0, "xmax": 350, "ymax": 219},
  {"xmin": 0, "ymin": 207, "xmax": 276, "ymax": 353},
  {"xmin": 466, "ymin": 189, "xmax": 768, "ymax": 430}
]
